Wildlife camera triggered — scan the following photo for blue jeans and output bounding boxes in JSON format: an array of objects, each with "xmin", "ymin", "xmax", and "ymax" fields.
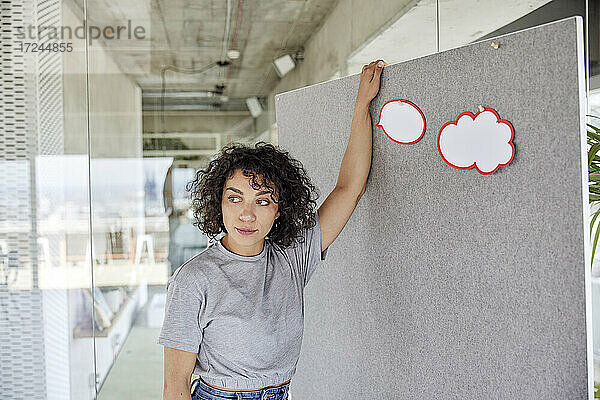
[{"xmin": 191, "ymin": 377, "xmax": 290, "ymax": 400}]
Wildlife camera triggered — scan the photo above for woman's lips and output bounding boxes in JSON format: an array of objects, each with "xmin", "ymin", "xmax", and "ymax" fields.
[{"xmin": 235, "ymin": 227, "xmax": 257, "ymax": 235}]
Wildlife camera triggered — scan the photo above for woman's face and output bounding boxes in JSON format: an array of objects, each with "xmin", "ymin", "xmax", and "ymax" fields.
[{"xmin": 220, "ymin": 169, "xmax": 280, "ymax": 256}]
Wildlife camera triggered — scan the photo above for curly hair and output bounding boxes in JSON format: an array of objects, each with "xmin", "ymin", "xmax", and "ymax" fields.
[{"xmin": 187, "ymin": 142, "xmax": 319, "ymax": 248}]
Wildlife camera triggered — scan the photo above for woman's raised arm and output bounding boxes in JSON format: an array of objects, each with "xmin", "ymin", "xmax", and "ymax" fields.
[{"xmin": 318, "ymin": 59, "xmax": 386, "ymax": 252}]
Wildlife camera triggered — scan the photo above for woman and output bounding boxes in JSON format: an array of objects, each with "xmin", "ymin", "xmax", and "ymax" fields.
[{"xmin": 159, "ymin": 59, "xmax": 386, "ymax": 400}]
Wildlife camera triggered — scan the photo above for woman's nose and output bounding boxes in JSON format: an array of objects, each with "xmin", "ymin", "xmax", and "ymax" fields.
[{"xmin": 239, "ymin": 204, "xmax": 256, "ymax": 222}]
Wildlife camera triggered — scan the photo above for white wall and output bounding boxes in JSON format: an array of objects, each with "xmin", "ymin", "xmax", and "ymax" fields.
[{"xmin": 62, "ymin": 3, "xmax": 142, "ymax": 158}]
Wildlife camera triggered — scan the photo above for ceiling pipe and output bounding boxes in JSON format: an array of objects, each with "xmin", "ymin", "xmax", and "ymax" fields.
[
  {"xmin": 226, "ymin": 0, "xmax": 245, "ymax": 92},
  {"xmin": 220, "ymin": 0, "xmax": 233, "ymax": 82}
]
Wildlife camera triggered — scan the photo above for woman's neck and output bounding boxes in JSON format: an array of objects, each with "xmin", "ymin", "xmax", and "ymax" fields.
[{"xmin": 221, "ymin": 234, "xmax": 265, "ymax": 257}]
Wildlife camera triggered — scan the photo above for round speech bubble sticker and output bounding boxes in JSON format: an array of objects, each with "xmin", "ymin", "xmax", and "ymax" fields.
[{"xmin": 376, "ymin": 99, "xmax": 426, "ymax": 144}]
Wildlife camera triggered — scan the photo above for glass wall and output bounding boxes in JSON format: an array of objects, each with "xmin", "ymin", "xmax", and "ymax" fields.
[
  {"xmin": 0, "ymin": 0, "xmax": 595, "ymax": 398},
  {"xmin": 0, "ymin": 0, "xmax": 96, "ymax": 398}
]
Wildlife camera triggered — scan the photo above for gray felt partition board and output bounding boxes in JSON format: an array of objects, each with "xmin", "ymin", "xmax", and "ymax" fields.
[{"xmin": 275, "ymin": 17, "xmax": 592, "ymax": 399}]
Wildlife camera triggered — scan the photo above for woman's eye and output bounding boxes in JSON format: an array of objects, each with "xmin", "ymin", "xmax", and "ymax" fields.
[
  {"xmin": 257, "ymin": 199, "xmax": 270, "ymax": 206},
  {"xmin": 228, "ymin": 196, "xmax": 241, "ymax": 203}
]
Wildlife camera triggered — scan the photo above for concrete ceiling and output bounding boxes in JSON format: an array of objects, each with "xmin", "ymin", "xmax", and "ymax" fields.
[
  {"xmin": 71, "ymin": 0, "xmax": 559, "ymax": 110},
  {"xmin": 74, "ymin": 0, "xmax": 340, "ymax": 101}
]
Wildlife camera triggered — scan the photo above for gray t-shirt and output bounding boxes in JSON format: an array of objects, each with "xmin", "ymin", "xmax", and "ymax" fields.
[{"xmin": 157, "ymin": 211, "xmax": 327, "ymax": 390}]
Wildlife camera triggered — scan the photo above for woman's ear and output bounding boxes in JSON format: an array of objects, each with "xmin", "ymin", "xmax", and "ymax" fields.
[{"xmin": 275, "ymin": 211, "xmax": 280, "ymax": 219}]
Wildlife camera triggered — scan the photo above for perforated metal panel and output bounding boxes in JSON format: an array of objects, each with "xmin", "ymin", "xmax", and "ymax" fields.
[
  {"xmin": 0, "ymin": 0, "xmax": 65, "ymax": 398},
  {"xmin": 36, "ymin": 0, "xmax": 63, "ymax": 156},
  {"xmin": 42, "ymin": 289, "xmax": 71, "ymax": 400},
  {"xmin": 33, "ymin": 2, "xmax": 69, "ymax": 395}
]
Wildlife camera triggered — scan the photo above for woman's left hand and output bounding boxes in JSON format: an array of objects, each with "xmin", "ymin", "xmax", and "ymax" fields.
[{"xmin": 356, "ymin": 59, "xmax": 387, "ymax": 107}]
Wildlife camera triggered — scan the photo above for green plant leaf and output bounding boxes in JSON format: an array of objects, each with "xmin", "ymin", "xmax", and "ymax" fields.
[
  {"xmin": 588, "ymin": 122, "xmax": 600, "ymax": 132},
  {"xmin": 591, "ymin": 220, "xmax": 600, "ymax": 262},
  {"xmin": 589, "ymin": 143, "xmax": 600, "ymax": 168},
  {"xmin": 585, "ymin": 120, "xmax": 600, "ymax": 267},
  {"xmin": 591, "ymin": 209, "xmax": 600, "ymax": 233}
]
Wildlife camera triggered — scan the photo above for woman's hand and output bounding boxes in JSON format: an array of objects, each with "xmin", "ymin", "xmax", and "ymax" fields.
[{"xmin": 356, "ymin": 59, "xmax": 387, "ymax": 108}]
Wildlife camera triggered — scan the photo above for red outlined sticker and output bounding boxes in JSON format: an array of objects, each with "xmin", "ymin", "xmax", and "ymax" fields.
[
  {"xmin": 437, "ymin": 107, "xmax": 515, "ymax": 175},
  {"xmin": 376, "ymin": 99, "xmax": 426, "ymax": 144}
]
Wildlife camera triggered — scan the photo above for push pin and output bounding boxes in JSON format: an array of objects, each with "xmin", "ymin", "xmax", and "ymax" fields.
[
  {"xmin": 478, "ymin": 105, "xmax": 484, "ymax": 112},
  {"xmin": 490, "ymin": 42, "xmax": 499, "ymax": 49}
]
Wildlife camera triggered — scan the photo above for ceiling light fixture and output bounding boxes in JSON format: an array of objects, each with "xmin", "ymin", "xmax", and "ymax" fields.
[
  {"xmin": 273, "ymin": 54, "xmax": 296, "ymax": 78},
  {"xmin": 246, "ymin": 97, "xmax": 263, "ymax": 118},
  {"xmin": 227, "ymin": 49, "xmax": 240, "ymax": 60}
]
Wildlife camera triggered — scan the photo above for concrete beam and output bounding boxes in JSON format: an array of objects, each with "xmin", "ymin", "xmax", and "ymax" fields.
[
  {"xmin": 142, "ymin": 132, "xmax": 221, "ymax": 139},
  {"xmin": 142, "ymin": 110, "xmax": 250, "ymax": 117},
  {"xmin": 143, "ymin": 149, "xmax": 218, "ymax": 157}
]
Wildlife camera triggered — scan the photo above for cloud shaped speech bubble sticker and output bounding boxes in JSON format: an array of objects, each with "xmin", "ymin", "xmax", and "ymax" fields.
[
  {"xmin": 376, "ymin": 99, "xmax": 426, "ymax": 144},
  {"xmin": 437, "ymin": 107, "xmax": 515, "ymax": 175}
]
